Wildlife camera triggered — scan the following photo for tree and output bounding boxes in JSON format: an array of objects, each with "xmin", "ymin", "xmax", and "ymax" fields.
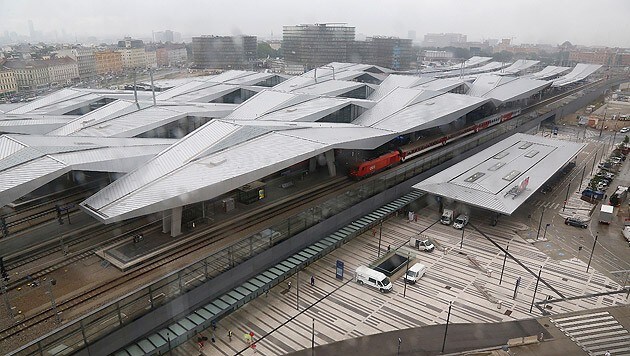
[
  {"xmin": 257, "ymin": 43, "xmax": 278, "ymax": 59},
  {"xmin": 624, "ymin": 135, "xmax": 629, "ymax": 144}
]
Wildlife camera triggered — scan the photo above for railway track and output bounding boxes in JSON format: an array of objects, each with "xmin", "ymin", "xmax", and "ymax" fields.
[{"xmin": 0, "ymin": 176, "xmax": 353, "ymax": 343}]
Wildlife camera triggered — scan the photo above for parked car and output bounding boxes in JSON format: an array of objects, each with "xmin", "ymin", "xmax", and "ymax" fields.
[
  {"xmin": 622, "ymin": 226, "xmax": 630, "ymax": 242},
  {"xmin": 565, "ymin": 217, "xmax": 588, "ymax": 228},
  {"xmin": 620, "ymin": 127, "xmax": 630, "ymax": 133},
  {"xmin": 453, "ymin": 214, "xmax": 469, "ymax": 229}
]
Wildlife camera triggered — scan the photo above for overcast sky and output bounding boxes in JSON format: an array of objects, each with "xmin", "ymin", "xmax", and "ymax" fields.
[{"xmin": 1, "ymin": 0, "xmax": 628, "ymax": 47}]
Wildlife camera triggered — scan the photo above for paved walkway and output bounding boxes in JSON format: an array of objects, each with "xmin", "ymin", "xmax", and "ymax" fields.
[{"xmin": 172, "ymin": 206, "xmax": 628, "ymax": 355}]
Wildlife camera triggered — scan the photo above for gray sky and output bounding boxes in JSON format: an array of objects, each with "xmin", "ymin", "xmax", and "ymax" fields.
[{"xmin": 1, "ymin": 0, "xmax": 628, "ymax": 47}]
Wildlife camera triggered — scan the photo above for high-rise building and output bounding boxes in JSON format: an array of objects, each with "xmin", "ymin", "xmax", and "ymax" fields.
[
  {"xmin": 368, "ymin": 36, "xmax": 414, "ymax": 70},
  {"xmin": 283, "ymin": 24, "xmax": 355, "ymax": 68},
  {"xmin": 422, "ymin": 33, "xmax": 467, "ymax": 48},
  {"xmin": 191, "ymin": 35, "xmax": 257, "ymax": 70}
]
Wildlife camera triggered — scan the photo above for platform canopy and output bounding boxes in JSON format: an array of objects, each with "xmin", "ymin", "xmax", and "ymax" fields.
[
  {"xmin": 467, "ymin": 74, "xmax": 552, "ymax": 105},
  {"xmin": 498, "ymin": 60, "xmax": 540, "ymax": 76},
  {"xmin": 412, "ymin": 133, "xmax": 585, "ymax": 215},
  {"xmin": 0, "ymin": 135, "xmax": 176, "ymax": 207},
  {"xmin": 552, "ymin": 63, "xmax": 603, "ymax": 87},
  {"xmin": 527, "ymin": 66, "xmax": 572, "ymax": 80}
]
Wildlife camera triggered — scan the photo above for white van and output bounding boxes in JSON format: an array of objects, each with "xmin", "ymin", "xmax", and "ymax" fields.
[
  {"xmin": 440, "ymin": 209, "xmax": 454, "ymax": 225},
  {"xmin": 404, "ymin": 262, "xmax": 427, "ymax": 284},
  {"xmin": 355, "ymin": 266, "xmax": 393, "ymax": 293}
]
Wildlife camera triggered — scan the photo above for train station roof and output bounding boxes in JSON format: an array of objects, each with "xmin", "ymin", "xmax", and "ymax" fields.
[
  {"xmin": 412, "ymin": 133, "xmax": 585, "ymax": 215},
  {"xmin": 0, "ymin": 62, "xmax": 606, "ymax": 222},
  {"xmin": 0, "ymin": 135, "xmax": 175, "ymax": 207},
  {"xmin": 552, "ymin": 63, "xmax": 603, "ymax": 87},
  {"xmin": 498, "ymin": 60, "xmax": 540, "ymax": 76},
  {"xmin": 467, "ymin": 74, "xmax": 552, "ymax": 105},
  {"xmin": 527, "ymin": 66, "xmax": 572, "ymax": 80}
]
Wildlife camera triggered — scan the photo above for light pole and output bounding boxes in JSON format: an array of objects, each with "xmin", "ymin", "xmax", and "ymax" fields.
[
  {"xmin": 460, "ymin": 222, "xmax": 465, "ymax": 249},
  {"xmin": 536, "ymin": 207, "xmax": 545, "ymax": 240},
  {"xmin": 46, "ymin": 278, "xmax": 61, "ymax": 323},
  {"xmin": 543, "ymin": 223, "xmax": 550, "ymax": 240},
  {"xmin": 311, "ymin": 319, "xmax": 315, "ymax": 356},
  {"xmin": 530, "ymin": 266, "xmax": 542, "ymax": 313},
  {"xmin": 587, "ymin": 233, "xmax": 598, "ymax": 272},
  {"xmin": 441, "ymin": 301, "xmax": 452, "ymax": 353},
  {"xmin": 403, "ymin": 253, "xmax": 410, "ymax": 298},
  {"xmin": 377, "ymin": 220, "xmax": 383, "ymax": 258},
  {"xmin": 499, "ymin": 244, "xmax": 509, "ymax": 286}
]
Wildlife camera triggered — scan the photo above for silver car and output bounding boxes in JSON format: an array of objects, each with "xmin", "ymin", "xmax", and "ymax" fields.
[{"xmin": 453, "ymin": 214, "xmax": 469, "ymax": 229}]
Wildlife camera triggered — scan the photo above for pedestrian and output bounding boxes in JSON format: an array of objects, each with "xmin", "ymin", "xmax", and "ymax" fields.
[
  {"xmin": 387, "ymin": 245, "xmax": 391, "ymax": 252},
  {"xmin": 605, "ymin": 351, "xmax": 610, "ymax": 356},
  {"xmin": 265, "ymin": 289, "xmax": 269, "ymax": 297},
  {"xmin": 310, "ymin": 275, "xmax": 315, "ymax": 286},
  {"xmin": 287, "ymin": 281, "xmax": 292, "ymax": 290},
  {"xmin": 414, "ymin": 213, "xmax": 418, "ymax": 222},
  {"xmin": 211, "ymin": 320, "xmax": 216, "ymax": 331},
  {"xmin": 228, "ymin": 329, "xmax": 233, "ymax": 342},
  {"xmin": 197, "ymin": 334, "xmax": 204, "ymax": 350},
  {"xmin": 211, "ymin": 332, "xmax": 216, "ymax": 343}
]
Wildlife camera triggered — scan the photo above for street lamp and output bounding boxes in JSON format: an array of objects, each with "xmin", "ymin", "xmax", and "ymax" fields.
[{"xmin": 543, "ymin": 223, "xmax": 551, "ymax": 240}]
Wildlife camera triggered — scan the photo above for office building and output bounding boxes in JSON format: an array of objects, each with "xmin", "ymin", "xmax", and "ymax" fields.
[
  {"xmin": 191, "ymin": 35, "xmax": 257, "ymax": 70},
  {"xmin": 283, "ymin": 24, "xmax": 355, "ymax": 68},
  {"xmin": 422, "ymin": 33, "xmax": 467, "ymax": 48}
]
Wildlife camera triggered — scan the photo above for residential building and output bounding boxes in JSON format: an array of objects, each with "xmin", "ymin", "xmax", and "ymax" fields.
[
  {"xmin": 283, "ymin": 23, "xmax": 355, "ymax": 68},
  {"xmin": 55, "ymin": 47, "xmax": 96, "ymax": 80},
  {"xmin": 94, "ymin": 50, "xmax": 123, "ymax": 75},
  {"xmin": 568, "ymin": 49, "xmax": 617, "ymax": 66},
  {"xmin": 156, "ymin": 45, "xmax": 188, "ymax": 66},
  {"xmin": 145, "ymin": 50, "xmax": 158, "ymax": 69},
  {"xmin": 47, "ymin": 57, "xmax": 79, "ymax": 87},
  {"xmin": 422, "ymin": 33, "xmax": 467, "ymax": 48},
  {"xmin": 47, "ymin": 57, "xmax": 79, "ymax": 86},
  {"xmin": 191, "ymin": 35, "xmax": 257, "ymax": 69},
  {"xmin": 3, "ymin": 59, "xmax": 50, "ymax": 91},
  {"xmin": 117, "ymin": 37, "xmax": 147, "ymax": 69},
  {"xmin": 0, "ymin": 60, "xmax": 18, "ymax": 96}
]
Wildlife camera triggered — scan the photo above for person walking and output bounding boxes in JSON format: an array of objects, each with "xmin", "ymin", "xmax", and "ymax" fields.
[
  {"xmin": 228, "ymin": 329, "xmax": 233, "ymax": 342},
  {"xmin": 197, "ymin": 334, "xmax": 204, "ymax": 351},
  {"xmin": 605, "ymin": 351, "xmax": 611, "ymax": 356},
  {"xmin": 310, "ymin": 275, "xmax": 315, "ymax": 286},
  {"xmin": 287, "ymin": 281, "xmax": 292, "ymax": 290}
]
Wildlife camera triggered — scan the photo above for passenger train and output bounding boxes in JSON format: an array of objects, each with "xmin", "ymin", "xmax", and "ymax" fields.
[{"xmin": 349, "ymin": 109, "xmax": 521, "ymax": 179}]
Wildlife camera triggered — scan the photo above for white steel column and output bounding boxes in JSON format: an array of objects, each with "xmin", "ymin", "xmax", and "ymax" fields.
[
  {"xmin": 325, "ymin": 150, "xmax": 336, "ymax": 177},
  {"xmin": 162, "ymin": 210, "xmax": 171, "ymax": 234},
  {"xmin": 170, "ymin": 206, "xmax": 183, "ymax": 237}
]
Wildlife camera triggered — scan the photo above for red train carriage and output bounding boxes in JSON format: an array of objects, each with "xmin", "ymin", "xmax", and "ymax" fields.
[{"xmin": 349, "ymin": 151, "xmax": 401, "ymax": 179}]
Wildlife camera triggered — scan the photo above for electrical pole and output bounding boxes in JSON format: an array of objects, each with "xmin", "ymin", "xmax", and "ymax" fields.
[
  {"xmin": 587, "ymin": 233, "xmax": 598, "ymax": 272},
  {"xmin": 536, "ymin": 207, "xmax": 545, "ymax": 240},
  {"xmin": 499, "ymin": 244, "xmax": 509, "ymax": 285},
  {"xmin": 441, "ymin": 302, "xmax": 452, "ymax": 353},
  {"xmin": 530, "ymin": 266, "xmax": 542, "ymax": 313}
]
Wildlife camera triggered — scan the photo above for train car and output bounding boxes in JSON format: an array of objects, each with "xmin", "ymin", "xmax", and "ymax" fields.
[
  {"xmin": 349, "ymin": 108, "xmax": 522, "ymax": 178},
  {"xmin": 349, "ymin": 151, "xmax": 401, "ymax": 179}
]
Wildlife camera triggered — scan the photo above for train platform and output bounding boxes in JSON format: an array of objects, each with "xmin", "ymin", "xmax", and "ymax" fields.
[
  {"xmin": 170, "ymin": 203, "xmax": 628, "ymax": 355},
  {"xmin": 98, "ymin": 168, "xmax": 336, "ymax": 270}
]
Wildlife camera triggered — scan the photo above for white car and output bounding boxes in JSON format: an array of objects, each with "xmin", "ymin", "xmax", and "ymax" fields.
[
  {"xmin": 453, "ymin": 214, "xmax": 469, "ymax": 229},
  {"xmin": 620, "ymin": 127, "xmax": 630, "ymax": 133},
  {"xmin": 623, "ymin": 226, "xmax": 630, "ymax": 242}
]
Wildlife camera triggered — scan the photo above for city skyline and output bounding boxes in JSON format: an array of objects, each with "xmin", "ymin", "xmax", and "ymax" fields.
[{"xmin": 0, "ymin": 0, "xmax": 629, "ymax": 47}]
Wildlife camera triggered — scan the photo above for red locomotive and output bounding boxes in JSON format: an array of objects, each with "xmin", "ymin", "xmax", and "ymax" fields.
[{"xmin": 349, "ymin": 109, "xmax": 520, "ymax": 179}]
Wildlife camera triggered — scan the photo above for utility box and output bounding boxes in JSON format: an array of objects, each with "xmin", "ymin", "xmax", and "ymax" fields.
[
  {"xmin": 222, "ymin": 197, "xmax": 235, "ymax": 212},
  {"xmin": 237, "ymin": 181, "xmax": 266, "ymax": 204}
]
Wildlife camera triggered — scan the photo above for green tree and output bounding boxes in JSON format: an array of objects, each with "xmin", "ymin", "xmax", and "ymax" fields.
[
  {"xmin": 257, "ymin": 43, "xmax": 277, "ymax": 59},
  {"xmin": 624, "ymin": 135, "xmax": 629, "ymax": 144}
]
